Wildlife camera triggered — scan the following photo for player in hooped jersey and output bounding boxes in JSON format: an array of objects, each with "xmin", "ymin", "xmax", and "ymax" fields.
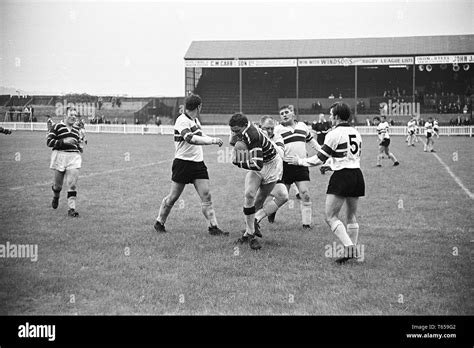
[
  {"xmin": 268, "ymin": 105, "xmax": 321, "ymax": 229},
  {"xmin": 154, "ymin": 94, "xmax": 228, "ymax": 236},
  {"xmin": 229, "ymin": 113, "xmax": 283, "ymax": 250},
  {"xmin": 286, "ymin": 102, "xmax": 365, "ymax": 263},
  {"xmin": 373, "ymin": 115, "xmax": 399, "ymax": 167},
  {"xmin": 46, "ymin": 108, "xmax": 84, "ymax": 217}
]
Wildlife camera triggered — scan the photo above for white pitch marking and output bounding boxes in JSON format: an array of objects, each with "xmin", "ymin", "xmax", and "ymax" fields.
[
  {"xmin": 431, "ymin": 152, "xmax": 474, "ymax": 200},
  {"xmin": 419, "ymin": 140, "xmax": 474, "ymax": 200},
  {"xmin": 9, "ymin": 158, "xmax": 172, "ymax": 191}
]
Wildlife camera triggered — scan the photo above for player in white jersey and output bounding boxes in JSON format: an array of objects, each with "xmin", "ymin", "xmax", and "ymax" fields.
[
  {"xmin": 286, "ymin": 102, "xmax": 365, "ymax": 263},
  {"xmin": 433, "ymin": 119, "xmax": 440, "ymax": 138},
  {"xmin": 373, "ymin": 116, "xmax": 399, "ymax": 167},
  {"xmin": 254, "ymin": 115, "xmax": 288, "ymax": 229},
  {"xmin": 424, "ymin": 117, "xmax": 436, "ymax": 152},
  {"xmin": 266, "ymin": 105, "xmax": 320, "ymax": 229},
  {"xmin": 154, "ymin": 94, "xmax": 228, "ymax": 236},
  {"xmin": 406, "ymin": 117, "xmax": 418, "ymax": 147}
]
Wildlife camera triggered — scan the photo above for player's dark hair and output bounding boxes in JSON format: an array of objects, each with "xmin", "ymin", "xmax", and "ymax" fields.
[
  {"xmin": 373, "ymin": 116, "xmax": 381, "ymax": 122},
  {"xmin": 330, "ymin": 102, "xmax": 351, "ymax": 121},
  {"xmin": 185, "ymin": 94, "xmax": 202, "ymax": 111},
  {"xmin": 229, "ymin": 113, "xmax": 248, "ymax": 127}
]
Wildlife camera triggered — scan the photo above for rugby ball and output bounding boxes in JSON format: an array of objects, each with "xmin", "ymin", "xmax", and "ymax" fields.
[{"xmin": 234, "ymin": 140, "xmax": 248, "ymax": 151}]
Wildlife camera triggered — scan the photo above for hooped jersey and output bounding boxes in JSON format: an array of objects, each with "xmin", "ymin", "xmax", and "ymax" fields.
[
  {"xmin": 174, "ymin": 113, "xmax": 203, "ymax": 162},
  {"xmin": 317, "ymin": 123, "xmax": 362, "ymax": 171},
  {"xmin": 376, "ymin": 121, "xmax": 390, "ymax": 141},
  {"xmin": 275, "ymin": 121, "xmax": 314, "ymax": 159}
]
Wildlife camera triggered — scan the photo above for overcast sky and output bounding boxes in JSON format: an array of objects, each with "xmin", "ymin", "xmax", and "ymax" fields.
[{"xmin": 0, "ymin": 0, "xmax": 472, "ymax": 96}]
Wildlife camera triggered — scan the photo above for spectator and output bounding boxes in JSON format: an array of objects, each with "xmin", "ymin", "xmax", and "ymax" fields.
[
  {"xmin": 98, "ymin": 97, "xmax": 103, "ymax": 110},
  {"xmin": 135, "ymin": 118, "xmax": 139, "ymax": 125},
  {"xmin": 155, "ymin": 116, "xmax": 162, "ymax": 126},
  {"xmin": 122, "ymin": 118, "xmax": 127, "ymax": 125},
  {"xmin": 114, "ymin": 117, "xmax": 118, "ymax": 124},
  {"xmin": 339, "ymin": 93, "xmax": 343, "ymax": 99},
  {"xmin": 328, "ymin": 93, "xmax": 335, "ymax": 99}
]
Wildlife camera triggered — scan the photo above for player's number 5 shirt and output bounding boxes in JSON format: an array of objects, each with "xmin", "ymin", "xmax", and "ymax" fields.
[{"xmin": 318, "ymin": 123, "xmax": 362, "ymax": 171}]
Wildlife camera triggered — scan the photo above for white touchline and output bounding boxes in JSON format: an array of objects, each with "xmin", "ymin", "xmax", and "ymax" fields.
[
  {"xmin": 432, "ymin": 152, "xmax": 474, "ymax": 200},
  {"xmin": 9, "ymin": 158, "xmax": 173, "ymax": 191},
  {"xmin": 420, "ymin": 140, "xmax": 474, "ymax": 200}
]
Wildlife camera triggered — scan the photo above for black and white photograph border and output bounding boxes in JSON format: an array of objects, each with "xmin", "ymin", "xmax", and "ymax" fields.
[{"xmin": 0, "ymin": 0, "xmax": 472, "ymax": 346}]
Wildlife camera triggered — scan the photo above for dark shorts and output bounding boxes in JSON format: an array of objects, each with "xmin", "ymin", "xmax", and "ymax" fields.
[
  {"xmin": 380, "ymin": 138, "xmax": 390, "ymax": 147},
  {"xmin": 327, "ymin": 168, "xmax": 365, "ymax": 197},
  {"xmin": 278, "ymin": 161, "xmax": 310, "ymax": 185},
  {"xmin": 426, "ymin": 132, "xmax": 432, "ymax": 138},
  {"xmin": 171, "ymin": 158, "xmax": 209, "ymax": 184},
  {"xmin": 409, "ymin": 130, "xmax": 415, "ymax": 135}
]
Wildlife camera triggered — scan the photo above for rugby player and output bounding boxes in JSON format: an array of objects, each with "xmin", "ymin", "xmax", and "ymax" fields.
[
  {"xmin": 406, "ymin": 117, "xmax": 418, "ymax": 146},
  {"xmin": 154, "ymin": 94, "xmax": 228, "ymax": 236},
  {"xmin": 269, "ymin": 105, "xmax": 321, "ymax": 228},
  {"xmin": 373, "ymin": 115, "xmax": 399, "ymax": 167},
  {"xmin": 229, "ymin": 113, "xmax": 283, "ymax": 250},
  {"xmin": 286, "ymin": 102, "xmax": 365, "ymax": 263},
  {"xmin": 433, "ymin": 118, "xmax": 440, "ymax": 138},
  {"xmin": 46, "ymin": 108, "xmax": 83, "ymax": 217},
  {"xmin": 424, "ymin": 117, "xmax": 436, "ymax": 152},
  {"xmin": 257, "ymin": 116, "xmax": 287, "ymax": 226}
]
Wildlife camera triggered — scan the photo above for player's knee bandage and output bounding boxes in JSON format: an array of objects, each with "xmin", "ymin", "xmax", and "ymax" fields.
[{"xmin": 243, "ymin": 206, "xmax": 256, "ymax": 215}]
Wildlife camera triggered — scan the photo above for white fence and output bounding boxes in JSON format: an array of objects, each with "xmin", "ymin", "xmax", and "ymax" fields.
[{"xmin": 0, "ymin": 122, "xmax": 473, "ymax": 137}]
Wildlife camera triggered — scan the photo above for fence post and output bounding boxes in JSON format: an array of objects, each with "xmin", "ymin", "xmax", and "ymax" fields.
[{"xmin": 160, "ymin": 125, "xmax": 163, "ymax": 135}]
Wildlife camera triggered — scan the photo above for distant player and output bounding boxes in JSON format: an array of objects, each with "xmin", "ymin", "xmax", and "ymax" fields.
[
  {"xmin": 0, "ymin": 126, "xmax": 12, "ymax": 135},
  {"xmin": 229, "ymin": 113, "xmax": 283, "ymax": 250},
  {"xmin": 406, "ymin": 117, "xmax": 418, "ymax": 146},
  {"xmin": 154, "ymin": 94, "xmax": 228, "ymax": 236},
  {"xmin": 46, "ymin": 116, "xmax": 54, "ymax": 132},
  {"xmin": 424, "ymin": 117, "xmax": 435, "ymax": 152},
  {"xmin": 46, "ymin": 108, "xmax": 83, "ymax": 217},
  {"xmin": 433, "ymin": 118, "xmax": 440, "ymax": 138},
  {"xmin": 268, "ymin": 105, "xmax": 320, "ymax": 228},
  {"xmin": 373, "ymin": 116, "xmax": 399, "ymax": 167},
  {"xmin": 312, "ymin": 113, "xmax": 332, "ymax": 146},
  {"xmin": 258, "ymin": 115, "xmax": 288, "ymax": 226},
  {"xmin": 286, "ymin": 102, "xmax": 365, "ymax": 263}
]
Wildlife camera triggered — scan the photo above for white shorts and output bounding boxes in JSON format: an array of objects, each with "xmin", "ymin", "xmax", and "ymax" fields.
[
  {"xmin": 50, "ymin": 150, "xmax": 82, "ymax": 172},
  {"xmin": 253, "ymin": 155, "xmax": 283, "ymax": 185}
]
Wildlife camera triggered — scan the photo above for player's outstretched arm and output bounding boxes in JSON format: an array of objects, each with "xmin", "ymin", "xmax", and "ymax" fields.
[
  {"xmin": 285, "ymin": 154, "xmax": 323, "ymax": 167},
  {"xmin": 188, "ymin": 134, "xmax": 223, "ymax": 146}
]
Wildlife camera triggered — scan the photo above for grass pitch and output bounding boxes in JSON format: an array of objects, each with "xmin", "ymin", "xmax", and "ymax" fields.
[{"xmin": 0, "ymin": 131, "xmax": 472, "ymax": 315}]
